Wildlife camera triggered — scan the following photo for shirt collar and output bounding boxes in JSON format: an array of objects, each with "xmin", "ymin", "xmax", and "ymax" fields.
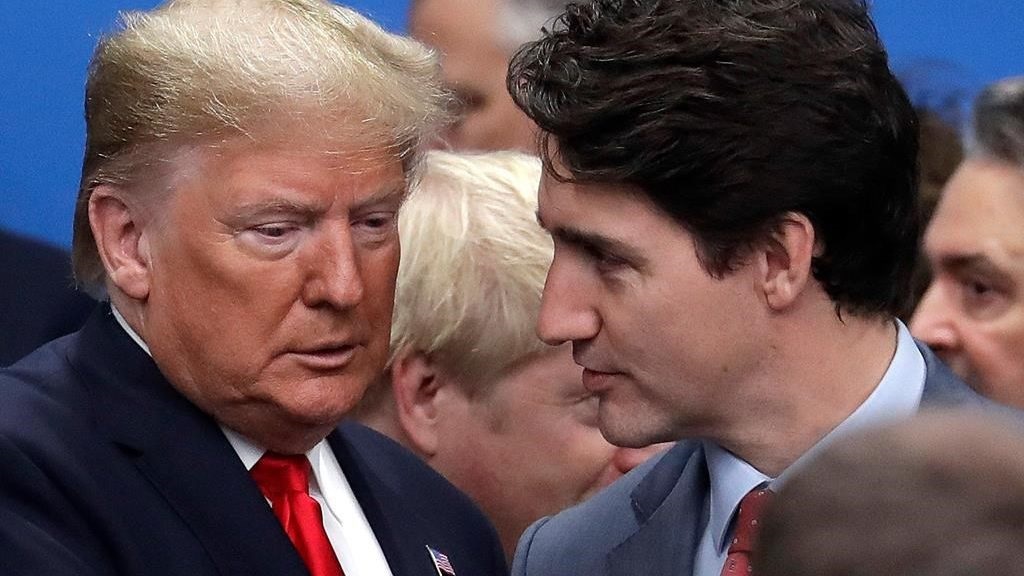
[
  {"xmin": 704, "ymin": 320, "xmax": 926, "ymax": 552},
  {"xmin": 111, "ymin": 304, "xmax": 152, "ymax": 356},
  {"xmin": 220, "ymin": 425, "xmax": 329, "ymax": 476},
  {"xmin": 112, "ymin": 304, "xmax": 330, "ymax": 476}
]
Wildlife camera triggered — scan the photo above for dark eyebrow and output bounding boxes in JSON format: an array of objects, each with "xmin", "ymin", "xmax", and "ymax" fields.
[
  {"xmin": 938, "ymin": 254, "xmax": 1012, "ymax": 283},
  {"xmin": 537, "ymin": 211, "xmax": 648, "ymax": 268}
]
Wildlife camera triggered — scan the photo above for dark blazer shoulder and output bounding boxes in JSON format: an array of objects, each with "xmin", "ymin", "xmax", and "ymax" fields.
[
  {"xmin": 332, "ymin": 421, "xmax": 509, "ymax": 575},
  {"xmin": 0, "ymin": 229, "xmax": 95, "ymax": 366}
]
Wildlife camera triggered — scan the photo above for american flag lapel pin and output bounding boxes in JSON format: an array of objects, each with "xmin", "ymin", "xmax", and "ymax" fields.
[{"xmin": 426, "ymin": 545, "xmax": 456, "ymax": 576}]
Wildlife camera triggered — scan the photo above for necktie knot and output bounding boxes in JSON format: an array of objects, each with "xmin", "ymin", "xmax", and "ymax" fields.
[
  {"xmin": 249, "ymin": 451, "xmax": 343, "ymax": 576},
  {"xmin": 251, "ymin": 452, "xmax": 312, "ymax": 496}
]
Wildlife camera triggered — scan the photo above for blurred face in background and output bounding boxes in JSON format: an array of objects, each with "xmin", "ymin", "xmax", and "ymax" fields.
[
  {"xmin": 911, "ymin": 157, "xmax": 1024, "ymax": 408},
  {"xmin": 431, "ymin": 345, "xmax": 670, "ymax": 558},
  {"xmin": 409, "ymin": 0, "xmax": 537, "ymax": 152}
]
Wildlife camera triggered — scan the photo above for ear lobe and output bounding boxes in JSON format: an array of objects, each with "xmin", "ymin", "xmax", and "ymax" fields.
[
  {"xmin": 759, "ymin": 212, "xmax": 816, "ymax": 311},
  {"xmin": 89, "ymin": 186, "xmax": 151, "ymax": 301},
  {"xmin": 390, "ymin": 349, "xmax": 445, "ymax": 457}
]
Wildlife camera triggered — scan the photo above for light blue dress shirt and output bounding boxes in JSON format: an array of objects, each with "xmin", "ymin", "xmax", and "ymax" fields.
[{"xmin": 693, "ymin": 320, "xmax": 926, "ymax": 576}]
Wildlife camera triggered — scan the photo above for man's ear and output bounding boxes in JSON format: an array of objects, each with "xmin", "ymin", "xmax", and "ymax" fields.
[
  {"xmin": 89, "ymin": 185, "xmax": 152, "ymax": 301},
  {"xmin": 389, "ymin": 349, "xmax": 445, "ymax": 457},
  {"xmin": 758, "ymin": 212, "xmax": 817, "ymax": 311}
]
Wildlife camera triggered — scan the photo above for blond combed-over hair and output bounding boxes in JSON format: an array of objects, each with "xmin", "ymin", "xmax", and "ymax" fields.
[
  {"xmin": 389, "ymin": 150, "xmax": 550, "ymax": 394},
  {"xmin": 73, "ymin": 0, "xmax": 447, "ymax": 293}
]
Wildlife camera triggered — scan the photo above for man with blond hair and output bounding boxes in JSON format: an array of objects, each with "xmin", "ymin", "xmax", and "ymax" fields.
[
  {"xmin": 0, "ymin": 1, "xmax": 506, "ymax": 575},
  {"xmin": 355, "ymin": 150, "xmax": 667, "ymax": 559}
]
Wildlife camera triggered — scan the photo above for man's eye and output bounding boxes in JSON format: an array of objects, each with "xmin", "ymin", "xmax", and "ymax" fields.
[
  {"xmin": 957, "ymin": 276, "xmax": 1009, "ymax": 319},
  {"xmin": 253, "ymin": 225, "xmax": 292, "ymax": 238},
  {"xmin": 353, "ymin": 212, "xmax": 398, "ymax": 240},
  {"xmin": 585, "ymin": 245, "xmax": 626, "ymax": 269},
  {"xmin": 360, "ymin": 216, "xmax": 393, "ymax": 230},
  {"xmin": 961, "ymin": 277, "xmax": 994, "ymax": 301}
]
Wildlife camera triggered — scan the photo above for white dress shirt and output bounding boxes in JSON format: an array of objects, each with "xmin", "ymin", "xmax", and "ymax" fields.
[
  {"xmin": 222, "ymin": 428, "xmax": 394, "ymax": 576},
  {"xmin": 693, "ymin": 320, "xmax": 927, "ymax": 576},
  {"xmin": 111, "ymin": 306, "xmax": 394, "ymax": 576}
]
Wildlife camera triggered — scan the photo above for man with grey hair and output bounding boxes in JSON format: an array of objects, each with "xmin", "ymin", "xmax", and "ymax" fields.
[
  {"xmin": 912, "ymin": 76, "xmax": 1024, "ymax": 409},
  {"xmin": 409, "ymin": 0, "xmax": 568, "ymax": 151},
  {"xmin": 0, "ymin": 1, "xmax": 506, "ymax": 575}
]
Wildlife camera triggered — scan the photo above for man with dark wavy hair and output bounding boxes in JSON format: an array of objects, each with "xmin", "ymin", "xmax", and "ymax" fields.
[{"xmin": 504, "ymin": 1, "xmax": 1007, "ymax": 575}]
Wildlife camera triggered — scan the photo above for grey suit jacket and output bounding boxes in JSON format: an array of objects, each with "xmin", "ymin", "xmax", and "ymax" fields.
[{"xmin": 511, "ymin": 343, "xmax": 1015, "ymax": 576}]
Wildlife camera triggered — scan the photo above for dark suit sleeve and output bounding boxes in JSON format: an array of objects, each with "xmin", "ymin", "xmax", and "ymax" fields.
[{"xmin": 0, "ymin": 434, "xmax": 112, "ymax": 576}]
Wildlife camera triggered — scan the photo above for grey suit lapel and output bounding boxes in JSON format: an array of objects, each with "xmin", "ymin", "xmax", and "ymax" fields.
[
  {"xmin": 917, "ymin": 340, "xmax": 988, "ymax": 408},
  {"xmin": 602, "ymin": 342, "xmax": 1004, "ymax": 576},
  {"xmin": 607, "ymin": 442, "xmax": 708, "ymax": 576}
]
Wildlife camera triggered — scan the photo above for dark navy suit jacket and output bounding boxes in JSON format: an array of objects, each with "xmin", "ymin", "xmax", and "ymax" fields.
[
  {"xmin": 511, "ymin": 343, "xmax": 1017, "ymax": 576},
  {"xmin": 0, "ymin": 306, "xmax": 507, "ymax": 576},
  {"xmin": 0, "ymin": 228, "xmax": 95, "ymax": 366}
]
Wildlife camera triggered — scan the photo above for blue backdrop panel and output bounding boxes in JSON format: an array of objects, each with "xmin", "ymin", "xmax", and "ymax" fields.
[{"xmin": 1, "ymin": 1, "xmax": 1021, "ymax": 247}]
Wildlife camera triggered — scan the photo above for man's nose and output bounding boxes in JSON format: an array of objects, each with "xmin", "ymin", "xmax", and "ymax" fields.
[
  {"xmin": 302, "ymin": 228, "xmax": 364, "ymax": 309},
  {"xmin": 536, "ymin": 257, "xmax": 600, "ymax": 345},
  {"xmin": 909, "ymin": 282, "xmax": 959, "ymax": 352}
]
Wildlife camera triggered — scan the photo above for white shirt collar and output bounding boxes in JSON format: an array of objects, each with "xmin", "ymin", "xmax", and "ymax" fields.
[{"xmin": 111, "ymin": 304, "xmax": 151, "ymax": 356}]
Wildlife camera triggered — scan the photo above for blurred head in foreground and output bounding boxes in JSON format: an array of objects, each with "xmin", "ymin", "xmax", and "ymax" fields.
[{"xmin": 758, "ymin": 411, "xmax": 1024, "ymax": 576}]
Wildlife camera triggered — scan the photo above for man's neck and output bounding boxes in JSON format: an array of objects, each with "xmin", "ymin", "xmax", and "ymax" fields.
[{"xmin": 716, "ymin": 311, "xmax": 898, "ymax": 477}]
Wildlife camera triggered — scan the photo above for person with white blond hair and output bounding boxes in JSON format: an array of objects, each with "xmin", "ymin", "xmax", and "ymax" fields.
[
  {"xmin": 0, "ymin": 2, "xmax": 507, "ymax": 575},
  {"xmin": 408, "ymin": 0, "xmax": 570, "ymax": 151},
  {"xmin": 354, "ymin": 150, "xmax": 668, "ymax": 559}
]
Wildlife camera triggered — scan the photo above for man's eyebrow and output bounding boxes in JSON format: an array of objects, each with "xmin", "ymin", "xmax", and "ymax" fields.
[
  {"xmin": 537, "ymin": 211, "xmax": 646, "ymax": 265},
  {"xmin": 351, "ymin": 184, "xmax": 407, "ymax": 212},
  {"xmin": 227, "ymin": 184, "xmax": 406, "ymax": 222},
  {"xmin": 229, "ymin": 199, "xmax": 322, "ymax": 221},
  {"xmin": 938, "ymin": 253, "xmax": 1010, "ymax": 281}
]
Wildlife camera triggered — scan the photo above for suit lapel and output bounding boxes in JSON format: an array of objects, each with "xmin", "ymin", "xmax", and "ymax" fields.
[
  {"xmin": 917, "ymin": 340, "xmax": 988, "ymax": 408},
  {"xmin": 599, "ymin": 342, "xmax": 1007, "ymax": 576},
  {"xmin": 607, "ymin": 442, "xmax": 708, "ymax": 576},
  {"xmin": 76, "ymin": 308, "xmax": 309, "ymax": 576}
]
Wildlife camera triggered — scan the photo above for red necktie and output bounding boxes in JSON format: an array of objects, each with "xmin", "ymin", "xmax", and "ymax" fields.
[
  {"xmin": 250, "ymin": 452, "xmax": 344, "ymax": 576},
  {"xmin": 720, "ymin": 487, "xmax": 772, "ymax": 576}
]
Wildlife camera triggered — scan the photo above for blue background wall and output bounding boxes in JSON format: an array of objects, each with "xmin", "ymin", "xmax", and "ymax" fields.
[{"xmin": 2, "ymin": 1, "xmax": 1021, "ymax": 247}]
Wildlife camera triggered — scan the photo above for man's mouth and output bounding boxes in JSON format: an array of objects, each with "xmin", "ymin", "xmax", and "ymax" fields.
[
  {"xmin": 289, "ymin": 344, "xmax": 359, "ymax": 371},
  {"xmin": 581, "ymin": 367, "xmax": 620, "ymax": 392}
]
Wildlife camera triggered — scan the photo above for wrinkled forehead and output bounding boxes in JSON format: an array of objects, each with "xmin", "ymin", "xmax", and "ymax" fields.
[
  {"xmin": 124, "ymin": 127, "xmax": 411, "ymax": 225},
  {"xmin": 927, "ymin": 158, "xmax": 1024, "ymax": 251}
]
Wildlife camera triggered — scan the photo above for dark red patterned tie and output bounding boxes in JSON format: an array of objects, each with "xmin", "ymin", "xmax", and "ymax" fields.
[
  {"xmin": 250, "ymin": 453, "xmax": 344, "ymax": 576},
  {"xmin": 720, "ymin": 487, "xmax": 772, "ymax": 576}
]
